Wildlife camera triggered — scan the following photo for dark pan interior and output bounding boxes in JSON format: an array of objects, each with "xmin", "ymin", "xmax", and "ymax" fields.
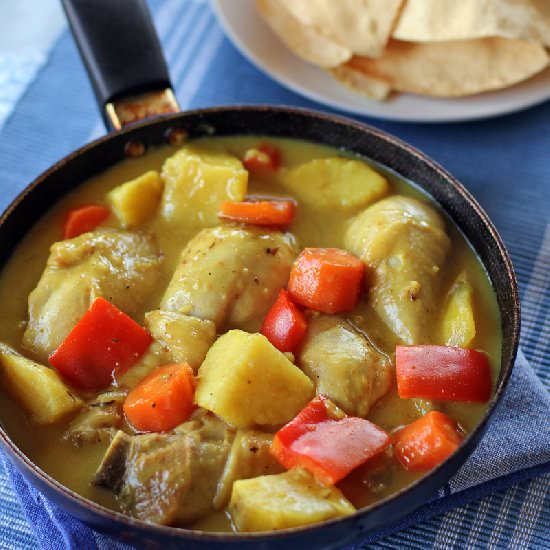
[{"xmin": 0, "ymin": 107, "xmax": 519, "ymax": 549}]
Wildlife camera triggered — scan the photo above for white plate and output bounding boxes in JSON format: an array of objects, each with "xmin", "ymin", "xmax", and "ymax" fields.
[{"xmin": 211, "ymin": 0, "xmax": 550, "ymax": 123}]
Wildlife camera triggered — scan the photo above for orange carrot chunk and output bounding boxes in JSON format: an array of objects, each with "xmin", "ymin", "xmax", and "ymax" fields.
[
  {"xmin": 218, "ymin": 199, "xmax": 295, "ymax": 226},
  {"xmin": 123, "ymin": 363, "xmax": 195, "ymax": 433},
  {"xmin": 288, "ymin": 248, "xmax": 365, "ymax": 314},
  {"xmin": 49, "ymin": 297, "xmax": 152, "ymax": 390},
  {"xmin": 63, "ymin": 204, "xmax": 110, "ymax": 239},
  {"xmin": 242, "ymin": 143, "xmax": 281, "ymax": 172},
  {"xmin": 393, "ymin": 411, "xmax": 463, "ymax": 471}
]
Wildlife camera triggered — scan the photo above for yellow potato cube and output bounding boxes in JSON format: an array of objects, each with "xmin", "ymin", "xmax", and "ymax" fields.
[
  {"xmin": 195, "ymin": 330, "xmax": 314, "ymax": 428},
  {"xmin": 229, "ymin": 469, "xmax": 355, "ymax": 532},
  {"xmin": 281, "ymin": 157, "xmax": 388, "ymax": 210},
  {"xmin": 441, "ymin": 275, "xmax": 476, "ymax": 347},
  {"xmin": 0, "ymin": 344, "xmax": 82, "ymax": 424},
  {"xmin": 107, "ymin": 170, "xmax": 163, "ymax": 227},
  {"xmin": 161, "ymin": 146, "xmax": 248, "ymax": 228}
]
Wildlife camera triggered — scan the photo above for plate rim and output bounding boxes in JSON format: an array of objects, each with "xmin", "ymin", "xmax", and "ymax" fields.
[{"xmin": 210, "ymin": 0, "xmax": 550, "ymax": 123}]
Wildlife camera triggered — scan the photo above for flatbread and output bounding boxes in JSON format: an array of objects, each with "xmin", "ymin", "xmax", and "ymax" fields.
[
  {"xmin": 256, "ymin": 0, "xmax": 352, "ymax": 68},
  {"xmin": 344, "ymin": 38, "xmax": 549, "ymax": 97},
  {"xmin": 281, "ymin": 0, "xmax": 404, "ymax": 58},
  {"xmin": 329, "ymin": 66, "xmax": 391, "ymax": 100},
  {"xmin": 393, "ymin": 0, "xmax": 550, "ymax": 47}
]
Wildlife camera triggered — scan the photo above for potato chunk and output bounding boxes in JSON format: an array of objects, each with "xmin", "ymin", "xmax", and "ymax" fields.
[
  {"xmin": 0, "ymin": 343, "xmax": 82, "ymax": 424},
  {"xmin": 214, "ymin": 430, "xmax": 283, "ymax": 508},
  {"xmin": 107, "ymin": 170, "xmax": 163, "ymax": 227},
  {"xmin": 441, "ymin": 275, "xmax": 476, "ymax": 347},
  {"xmin": 144, "ymin": 310, "xmax": 216, "ymax": 372},
  {"xmin": 161, "ymin": 146, "xmax": 248, "ymax": 228},
  {"xmin": 229, "ymin": 469, "xmax": 355, "ymax": 532},
  {"xmin": 281, "ymin": 157, "xmax": 388, "ymax": 210},
  {"xmin": 195, "ymin": 330, "xmax": 314, "ymax": 428}
]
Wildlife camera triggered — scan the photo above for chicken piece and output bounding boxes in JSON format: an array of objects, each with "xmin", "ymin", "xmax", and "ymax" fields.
[
  {"xmin": 161, "ymin": 225, "xmax": 297, "ymax": 330},
  {"xmin": 345, "ymin": 196, "xmax": 451, "ymax": 344},
  {"xmin": 64, "ymin": 389, "xmax": 127, "ymax": 447},
  {"xmin": 116, "ymin": 340, "xmax": 170, "ymax": 388},
  {"xmin": 23, "ymin": 231, "xmax": 162, "ymax": 362},
  {"xmin": 297, "ymin": 316, "xmax": 392, "ymax": 417},
  {"xmin": 214, "ymin": 430, "xmax": 284, "ymax": 509},
  {"xmin": 94, "ymin": 411, "xmax": 235, "ymax": 525},
  {"xmin": 118, "ymin": 311, "xmax": 216, "ymax": 388},
  {"xmin": 144, "ymin": 310, "xmax": 216, "ymax": 372}
]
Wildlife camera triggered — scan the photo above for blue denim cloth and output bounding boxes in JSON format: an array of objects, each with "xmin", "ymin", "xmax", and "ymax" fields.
[{"xmin": 0, "ymin": 0, "xmax": 549, "ymax": 548}]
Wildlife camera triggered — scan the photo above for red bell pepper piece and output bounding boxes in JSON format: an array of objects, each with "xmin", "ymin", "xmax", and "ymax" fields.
[
  {"xmin": 288, "ymin": 248, "xmax": 365, "ymax": 314},
  {"xmin": 396, "ymin": 345, "xmax": 492, "ymax": 402},
  {"xmin": 218, "ymin": 199, "xmax": 295, "ymax": 226},
  {"xmin": 260, "ymin": 289, "xmax": 307, "ymax": 352},
  {"xmin": 242, "ymin": 142, "xmax": 281, "ymax": 172},
  {"xmin": 63, "ymin": 204, "xmax": 110, "ymax": 239},
  {"xmin": 393, "ymin": 411, "xmax": 463, "ymax": 471},
  {"xmin": 49, "ymin": 297, "xmax": 152, "ymax": 390},
  {"xmin": 271, "ymin": 395, "xmax": 391, "ymax": 485}
]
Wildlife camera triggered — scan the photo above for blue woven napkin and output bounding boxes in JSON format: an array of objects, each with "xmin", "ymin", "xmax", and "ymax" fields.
[{"xmin": 0, "ymin": 1, "xmax": 549, "ymax": 548}]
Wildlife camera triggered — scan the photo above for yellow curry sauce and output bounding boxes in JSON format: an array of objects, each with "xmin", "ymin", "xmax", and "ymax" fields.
[{"xmin": 0, "ymin": 137, "xmax": 501, "ymax": 532}]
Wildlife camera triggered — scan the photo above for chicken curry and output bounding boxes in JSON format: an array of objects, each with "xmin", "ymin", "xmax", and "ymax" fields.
[{"xmin": 0, "ymin": 137, "xmax": 501, "ymax": 532}]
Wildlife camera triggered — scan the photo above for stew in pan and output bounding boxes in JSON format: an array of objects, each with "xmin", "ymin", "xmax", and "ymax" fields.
[{"xmin": 0, "ymin": 136, "xmax": 501, "ymax": 532}]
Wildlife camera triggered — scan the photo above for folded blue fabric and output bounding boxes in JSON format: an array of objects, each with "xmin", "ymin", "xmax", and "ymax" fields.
[{"xmin": 0, "ymin": 0, "xmax": 549, "ymax": 548}]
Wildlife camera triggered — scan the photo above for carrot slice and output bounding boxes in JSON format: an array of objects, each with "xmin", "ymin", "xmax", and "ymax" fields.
[
  {"xmin": 123, "ymin": 363, "xmax": 195, "ymax": 433},
  {"xmin": 49, "ymin": 297, "xmax": 152, "ymax": 390},
  {"xmin": 288, "ymin": 248, "xmax": 365, "ymax": 313},
  {"xmin": 63, "ymin": 204, "xmax": 110, "ymax": 239},
  {"xmin": 393, "ymin": 411, "xmax": 463, "ymax": 471},
  {"xmin": 242, "ymin": 143, "xmax": 281, "ymax": 172},
  {"xmin": 396, "ymin": 345, "xmax": 492, "ymax": 402},
  {"xmin": 261, "ymin": 289, "xmax": 307, "ymax": 352},
  {"xmin": 218, "ymin": 199, "xmax": 295, "ymax": 226},
  {"xmin": 271, "ymin": 395, "xmax": 391, "ymax": 485}
]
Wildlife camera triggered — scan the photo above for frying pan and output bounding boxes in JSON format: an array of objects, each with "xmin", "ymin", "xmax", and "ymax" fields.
[{"xmin": 0, "ymin": 0, "xmax": 520, "ymax": 548}]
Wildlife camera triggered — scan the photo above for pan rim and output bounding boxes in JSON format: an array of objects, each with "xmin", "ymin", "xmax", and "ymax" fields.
[{"xmin": 0, "ymin": 105, "xmax": 520, "ymax": 544}]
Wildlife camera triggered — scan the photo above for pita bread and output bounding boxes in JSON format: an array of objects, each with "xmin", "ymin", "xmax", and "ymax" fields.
[
  {"xmin": 344, "ymin": 38, "xmax": 549, "ymax": 96},
  {"xmin": 256, "ymin": 0, "xmax": 352, "ymax": 68},
  {"xmin": 281, "ymin": 0, "xmax": 403, "ymax": 58},
  {"xmin": 393, "ymin": 0, "xmax": 550, "ymax": 47},
  {"xmin": 329, "ymin": 66, "xmax": 391, "ymax": 100}
]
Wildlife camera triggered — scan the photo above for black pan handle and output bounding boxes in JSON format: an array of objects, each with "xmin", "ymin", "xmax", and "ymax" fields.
[{"xmin": 62, "ymin": 0, "xmax": 179, "ymax": 130}]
